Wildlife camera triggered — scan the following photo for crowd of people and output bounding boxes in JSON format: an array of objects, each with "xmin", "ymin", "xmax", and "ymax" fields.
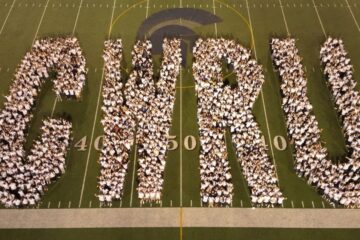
[
  {"xmin": 2, "ymin": 35, "xmax": 357, "ymax": 208},
  {"xmin": 1, "ymin": 119, "xmax": 72, "ymax": 208},
  {"xmin": 99, "ymin": 39, "xmax": 181, "ymax": 205},
  {"xmin": 0, "ymin": 37, "xmax": 85, "ymax": 207},
  {"xmin": 99, "ymin": 39, "xmax": 134, "ymax": 204},
  {"xmin": 271, "ymin": 38, "xmax": 359, "ymax": 208},
  {"xmin": 0, "ymin": 38, "xmax": 86, "ymax": 207},
  {"xmin": 193, "ymin": 38, "xmax": 284, "ymax": 207}
]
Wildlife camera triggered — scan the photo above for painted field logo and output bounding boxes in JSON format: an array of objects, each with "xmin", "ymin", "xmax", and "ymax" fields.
[{"xmin": 136, "ymin": 8, "xmax": 221, "ymax": 65}]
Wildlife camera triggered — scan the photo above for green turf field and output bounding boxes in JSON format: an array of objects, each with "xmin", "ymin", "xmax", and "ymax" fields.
[{"xmin": 0, "ymin": 0, "xmax": 359, "ymax": 239}]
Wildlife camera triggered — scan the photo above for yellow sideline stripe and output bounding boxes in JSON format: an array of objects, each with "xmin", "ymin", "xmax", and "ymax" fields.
[{"xmin": 179, "ymin": 207, "xmax": 183, "ymax": 240}]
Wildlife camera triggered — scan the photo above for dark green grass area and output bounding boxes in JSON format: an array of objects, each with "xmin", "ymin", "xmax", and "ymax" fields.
[
  {"xmin": 185, "ymin": 228, "xmax": 360, "ymax": 240},
  {"xmin": 0, "ymin": 0, "xmax": 358, "ymax": 211},
  {"xmin": 1, "ymin": 228, "xmax": 360, "ymax": 240}
]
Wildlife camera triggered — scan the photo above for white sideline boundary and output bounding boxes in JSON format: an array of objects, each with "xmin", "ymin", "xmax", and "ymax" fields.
[{"xmin": 0, "ymin": 208, "xmax": 359, "ymax": 229}]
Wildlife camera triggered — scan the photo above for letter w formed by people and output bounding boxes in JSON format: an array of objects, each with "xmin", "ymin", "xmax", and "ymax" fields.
[{"xmin": 99, "ymin": 39, "xmax": 182, "ymax": 204}]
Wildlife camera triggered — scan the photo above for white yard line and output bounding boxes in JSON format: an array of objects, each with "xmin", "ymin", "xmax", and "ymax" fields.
[
  {"xmin": 180, "ymin": 68, "xmax": 183, "ymax": 207},
  {"xmin": 32, "ymin": 0, "xmax": 50, "ymax": 45},
  {"xmin": 129, "ymin": 142, "xmax": 137, "ymax": 207},
  {"xmin": 72, "ymin": 0, "xmax": 84, "ymax": 35},
  {"xmin": 78, "ymin": 0, "xmax": 117, "ymax": 208},
  {"xmin": 179, "ymin": 0, "xmax": 182, "ymax": 8},
  {"xmin": 278, "ymin": 0, "xmax": 290, "ymax": 36},
  {"xmin": 0, "ymin": 0, "xmax": 16, "ymax": 36},
  {"xmin": 145, "ymin": 0, "xmax": 150, "ymax": 18},
  {"xmin": 312, "ymin": 0, "xmax": 327, "ymax": 37},
  {"xmin": 344, "ymin": 0, "xmax": 360, "ymax": 32},
  {"xmin": 212, "ymin": 0, "xmax": 218, "ymax": 37},
  {"xmin": 51, "ymin": 0, "xmax": 84, "ymax": 116},
  {"xmin": 77, "ymin": 68, "xmax": 104, "ymax": 207},
  {"xmin": 50, "ymin": 95, "xmax": 59, "ymax": 116},
  {"xmin": 245, "ymin": 0, "xmax": 280, "ymax": 182}
]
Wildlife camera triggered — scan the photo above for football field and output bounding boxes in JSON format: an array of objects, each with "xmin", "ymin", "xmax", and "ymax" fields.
[{"xmin": 0, "ymin": 0, "xmax": 359, "ymax": 239}]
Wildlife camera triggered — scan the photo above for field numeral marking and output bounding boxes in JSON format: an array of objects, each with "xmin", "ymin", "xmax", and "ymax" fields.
[
  {"xmin": 74, "ymin": 135, "xmax": 104, "ymax": 151},
  {"xmin": 76, "ymin": 134, "xmax": 283, "ymax": 152},
  {"xmin": 74, "ymin": 136, "xmax": 87, "ymax": 151},
  {"xmin": 94, "ymin": 135, "xmax": 104, "ymax": 151},
  {"xmin": 273, "ymin": 135, "xmax": 287, "ymax": 151},
  {"xmin": 75, "ymin": 135, "xmax": 198, "ymax": 152},
  {"xmin": 262, "ymin": 135, "xmax": 287, "ymax": 151},
  {"xmin": 168, "ymin": 135, "xmax": 178, "ymax": 150},
  {"xmin": 184, "ymin": 135, "xmax": 196, "ymax": 150},
  {"xmin": 168, "ymin": 135, "xmax": 197, "ymax": 151}
]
